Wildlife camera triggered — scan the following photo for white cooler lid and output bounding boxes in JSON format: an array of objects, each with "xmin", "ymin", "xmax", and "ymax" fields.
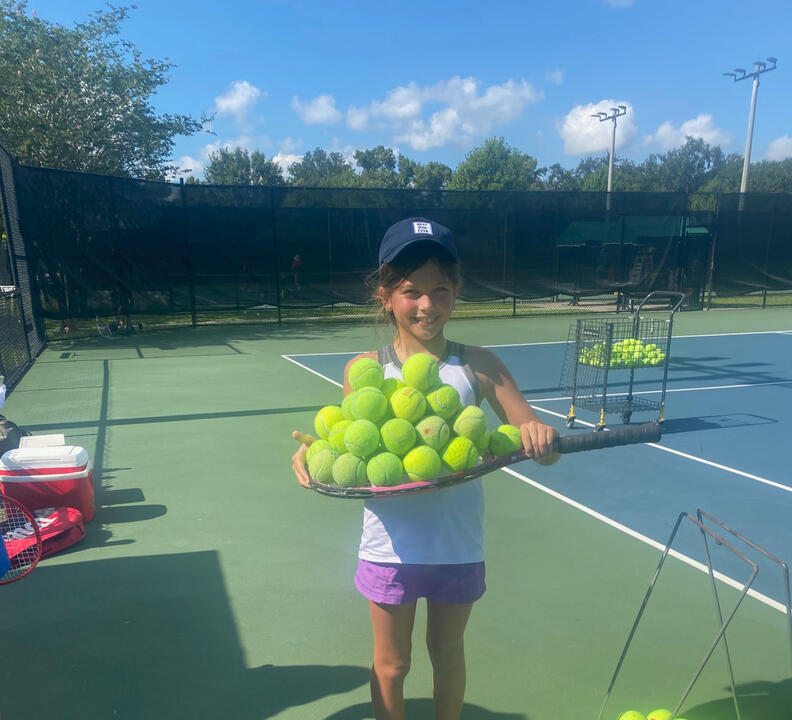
[{"xmin": 0, "ymin": 445, "xmax": 91, "ymax": 472}]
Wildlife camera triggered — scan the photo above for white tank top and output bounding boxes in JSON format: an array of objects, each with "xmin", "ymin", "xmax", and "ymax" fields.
[{"xmin": 358, "ymin": 341, "xmax": 485, "ymax": 564}]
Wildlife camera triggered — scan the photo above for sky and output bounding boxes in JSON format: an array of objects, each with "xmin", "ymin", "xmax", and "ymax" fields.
[{"xmin": 30, "ymin": 0, "xmax": 792, "ymax": 180}]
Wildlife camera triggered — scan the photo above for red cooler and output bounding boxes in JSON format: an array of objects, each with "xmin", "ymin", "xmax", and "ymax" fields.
[{"xmin": 0, "ymin": 446, "xmax": 95, "ymax": 522}]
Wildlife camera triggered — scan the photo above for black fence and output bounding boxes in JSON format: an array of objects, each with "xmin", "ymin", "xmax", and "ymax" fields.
[{"xmin": 0, "ymin": 142, "xmax": 791, "ymax": 344}]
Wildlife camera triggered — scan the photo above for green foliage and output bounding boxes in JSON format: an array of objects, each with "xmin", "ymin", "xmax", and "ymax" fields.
[
  {"xmin": 413, "ymin": 161, "xmax": 452, "ymax": 190},
  {"xmin": 448, "ymin": 137, "xmax": 544, "ymax": 191},
  {"xmin": 287, "ymin": 148, "xmax": 358, "ymax": 187},
  {"xmin": 203, "ymin": 146, "xmax": 284, "ymax": 185},
  {"xmin": 0, "ymin": 1, "xmax": 207, "ymax": 179},
  {"xmin": 354, "ymin": 146, "xmax": 398, "ymax": 188}
]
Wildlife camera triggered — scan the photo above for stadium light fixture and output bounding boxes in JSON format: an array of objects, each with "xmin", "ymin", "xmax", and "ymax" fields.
[
  {"xmin": 723, "ymin": 57, "xmax": 778, "ymax": 199},
  {"xmin": 590, "ymin": 105, "xmax": 628, "ymax": 209}
]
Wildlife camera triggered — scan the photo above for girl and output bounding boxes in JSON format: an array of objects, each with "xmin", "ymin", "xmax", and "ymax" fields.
[{"xmin": 292, "ymin": 217, "xmax": 558, "ymax": 720}]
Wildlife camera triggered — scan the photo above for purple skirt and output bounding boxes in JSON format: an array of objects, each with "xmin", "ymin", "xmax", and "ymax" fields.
[{"xmin": 355, "ymin": 558, "xmax": 486, "ymax": 605}]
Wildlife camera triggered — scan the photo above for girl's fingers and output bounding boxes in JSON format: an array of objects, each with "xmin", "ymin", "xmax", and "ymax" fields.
[{"xmin": 293, "ymin": 430, "xmax": 315, "ymax": 446}]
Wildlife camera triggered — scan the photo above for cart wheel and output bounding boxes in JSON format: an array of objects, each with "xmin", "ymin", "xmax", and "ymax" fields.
[
  {"xmin": 594, "ymin": 423, "xmax": 605, "ymax": 432},
  {"xmin": 621, "ymin": 411, "xmax": 632, "ymax": 424},
  {"xmin": 565, "ymin": 416, "xmax": 575, "ymax": 429}
]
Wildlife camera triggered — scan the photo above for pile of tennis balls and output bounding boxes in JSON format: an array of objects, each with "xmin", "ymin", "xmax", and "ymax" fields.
[
  {"xmin": 579, "ymin": 339, "xmax": 666, "ymax": 369},
  {"xmin": 618, "ymin": 708, "xmax": 687, "ymax": 720},
  {"xmin": 305, "ymin": 353, "xmax": 522, "ymax": 488}
]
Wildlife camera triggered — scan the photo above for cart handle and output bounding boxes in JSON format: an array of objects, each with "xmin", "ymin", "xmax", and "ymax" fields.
[{"xmin": 635, "ymin": 291, "xmax": 687, "ymax": 316}]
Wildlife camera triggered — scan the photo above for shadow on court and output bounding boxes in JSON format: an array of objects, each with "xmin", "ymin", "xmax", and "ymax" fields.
[
  {"xmin": 0, "ymin": 552, "xmax": 369, "ymax": 719},
  {"xmin": 659, "ymin": 413, "xmax": 777, "ymax": 434},
  {"xmin": 324, "ymin": 699, "xmax": 528, "ymax": 719},
  {"xmin": 684, "ymin": 678, "xmax": 792, "ymax": 720}
]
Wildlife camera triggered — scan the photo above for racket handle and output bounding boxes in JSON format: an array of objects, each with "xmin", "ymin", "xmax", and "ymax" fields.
[
  {"xmin": 293, "ymin": 431, "xmax": 316, "ymax": 447},
  {"xmin": 556, "ymin": 421, "xmax": 661, "ymax": 455}
]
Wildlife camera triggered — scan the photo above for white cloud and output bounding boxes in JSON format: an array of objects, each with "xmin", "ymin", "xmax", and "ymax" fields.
[
  {"xmin": 545, "ymin": 69, "xmax": 563, "ymax": 85},
  {"xmin": 214, "ymin": 81, "xmax": 263, "ymax": 119},
  {"xmin": 643, "ymin": 114, "xmax": 731, "ymax": 151},
  {"xmin": 349, "ymin": 77, "xmax": 542, "ymax": 151},
  {"xmin": 272, "ymin": 152, "xmax": 302, "ymax": 176},
  {"xmin": 764, "ymin": 135, "xmax": 792, "ymax": 161},
  {"xmin": 291, "ymin": 94, "xmax": 342, "ymax": 124},
  {"xmin": 559, "ymin": 100, "xmax": 637, "ymax": 155}
]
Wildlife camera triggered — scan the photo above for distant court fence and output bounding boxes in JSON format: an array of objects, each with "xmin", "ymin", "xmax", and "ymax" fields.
[{"xmin": 0, "ymin": 141, "xmax": 790, "ymax": 352}]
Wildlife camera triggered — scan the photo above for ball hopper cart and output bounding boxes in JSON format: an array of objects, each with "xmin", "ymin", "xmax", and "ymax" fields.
[{"xmin": 560, "ymin": 291, "xmax": 686, "ymax": 430}]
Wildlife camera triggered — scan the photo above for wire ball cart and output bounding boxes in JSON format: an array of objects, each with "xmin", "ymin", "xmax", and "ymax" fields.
[{"xmin": 560, "ymin": 291, "xmax": 686, "ymax": 430}]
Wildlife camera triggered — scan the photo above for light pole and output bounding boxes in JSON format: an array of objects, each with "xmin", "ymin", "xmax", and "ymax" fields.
[
  {"xmin": 590, "ymin": 106, "xmax": 627, "ymax": 210},
  {"xmin": 723, "ymin": 58, "xmax": 777, "ymax": 201}
]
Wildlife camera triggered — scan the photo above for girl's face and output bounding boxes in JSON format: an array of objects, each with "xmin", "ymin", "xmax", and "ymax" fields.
[{"xmin": 381, "ymin": 259, "xmax": 457, "ymax": 342}]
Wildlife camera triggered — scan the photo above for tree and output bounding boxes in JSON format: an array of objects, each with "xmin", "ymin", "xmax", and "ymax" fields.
[
  {"xmin": 288, "ymin": 148, "xmax": 358, "ymax": 187},
  {"xmin": 642, "ymin": 137, "xmax": 726, "ymax": 193},
  {"xmin": 354, "ymin": 145, "xmax": 399, "ymax": 188},
  {"xmin": 0, "ymin": 2, "xmax": 207, "ymax": 179},
  {"xmin": 203, "ymin": 147, "xmax": 284, "ymax": 185},
  {"xmin": 447, "ymin": 137, "xmax": 544, "ymax": 191},
  {"xmin": 413, "ymin": 161, "xmax": 452, "ymax": 191}
]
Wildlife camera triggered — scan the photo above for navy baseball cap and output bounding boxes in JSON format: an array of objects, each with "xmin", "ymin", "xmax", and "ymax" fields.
[{"xmin": 378, "ymin": 217, "xmax": 459, "ymax": 265}]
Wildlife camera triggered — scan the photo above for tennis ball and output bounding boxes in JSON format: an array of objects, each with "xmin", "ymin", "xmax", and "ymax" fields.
[
  {"xmin": 348, "ymin": 386, "xmax": 388, "ymax": 423},
  {"xmin": 348, "ymin": 357, "xmax": 384, "ymax": 390},
  {"xmin": 381, "ymin": 377, "xmax": 404, "ymax": 399},
  {"xmin": 305, "ymin": 438, "xmax": 333, "ymax": 463},
  {"xmin": 646, "ymin": 711, "xmax": 672, "ymax": 720},
  {"xmin": 390, "ymin": 386, "xmax": 427, "ymax": 423},
  {"xmin": 332, "ymin": 452, "xmax": 368, "ymax": 487},
  {"xmin": 415, "ymin": 415, "xmax": 451, "ymax": 452},
  {"xmin": 307, "ymin": 447, "xmax": 338, "ymax": 484},
  {"xmin": 366, "ymin": 452, "xmax": 404, "ymax": 486},
  {"xmin": 402, "ymin": 353, "xmax": 441, "ymax": 393},
  {"xmin": 403, "ymin": 445, "xmax": 442, "ymax": 481},
  {"xmin": 314, "ymin": 405, "xmax": 344, "ymax": 439},
  {"xmin": 327, "ymin": 419, "xmax": 352, "ymax": 453},
  {"xmin": 441, "ymin": 436, "xmax": 479, "ymax": 472},
  {"xmin": 617, "ymin": 712, "xmax": 646, "ymax": 720},
  {"xmin": 344, "ymin": 419, "xmax": 380, "ymax": 458},
  {"xmin": 452, "ymin": 405, "xmax": 488, "ymax": 443},
  {"xmin": 341, "ymin": 392, "xmax": 356, "ymax": 420},
  {"xmin": 379, "ymin": 417, "xmax": 416, "ymax": 456},
  {"xmin": 474, "ymin": 430, "xmax": 490, "ymax": 455},
  {"xmin": 489, "ymin": 424, "xmax": 523, "ymax": 456},
  {"xmin": 425, "ymin": 384, "xmax": 461, "ymax": 420}
]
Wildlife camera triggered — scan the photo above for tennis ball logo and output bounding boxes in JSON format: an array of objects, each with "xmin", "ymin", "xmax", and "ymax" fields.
[{"xmin": 390, "ymin": 386, "xmax": 426, "ymax": 424}]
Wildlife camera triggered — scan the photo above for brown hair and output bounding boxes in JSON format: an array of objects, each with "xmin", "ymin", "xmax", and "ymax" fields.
[{"xmin": 367, "ymin": 242, "xmax": 462, "ymax": 326}]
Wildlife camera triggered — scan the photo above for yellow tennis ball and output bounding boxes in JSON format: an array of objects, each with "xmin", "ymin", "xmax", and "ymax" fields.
[
  {"xmin": 332, "ymin": 452, "xmax": 368, "ymax": 487},
  {"xmin": 305, "ymin": 438, "xmax": 333, "ymax": 463},
  {"xmin": 617, "ymin": 712, "xmax": 646, "ymax": 720},
  {"xmin": 348, "ymin": 357, "xmax": 384, "ymax": 390},
  {"xmin": 402, "ymin": 445, "xmax": 441, "ymax": 481},
  {"xmin": 390, "ymin": 386, "xmax": 426, "ymax": 423},
  {"xmin": 402, "ymin": 353, "xmax": 441, "ymax": 393},
  {"xmin": 327, "ymin": 419, "xmax": 352, "ymax": 453},
  {"xmin": 343, "ymin": 419, "xmax": 380, "ymax": 458},
  {"xmin": 381, "ymin": 377, "xmax": 405, "ymax": 399},
  {"xmin": 348, "ymin": 386, "xmax": 388, "ymax": 423},
  {"xmin": 646, "ymin": 711, "xmax": 672, "ymax": 720},
  {"xmin": 415, "ymin": 415, "xmax": 451, "ymax": 452},
  {"xmin": 341, "ymin": 392, "xmax": 356, "ymax": 419},
  {"xmin": 379, "ymin": 418, "xmax": 417, "ymax": 456},
  {"xmin": 441, "ymin": 436, "xmax": 479, "ymax": 472},
  {"xmin": 307, "ymin": 447, "xmax": 338, "ymax": 484},
  {"xmin": 452, "ymin": 405, "xmax": 488, "ymax": 443},
  {"xmin": 489, "ymin": 424, "xmax": 522, "ymax": 456},
  {"xmin": 474, "ymin": 430, "xmax": 490, "ymax": 455},
  {"xmin": 425, "ymin": 384, "xmax": 461, "ymax": 420},
  {"xmin": 366, "ymin": 452, "xmax": 404, "ymax": 486},
  {"xmin": 314, "ymin": 405, "xmax": 344, "ymax": 439}
]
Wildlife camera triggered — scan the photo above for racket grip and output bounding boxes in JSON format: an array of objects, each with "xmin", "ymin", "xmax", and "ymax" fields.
[{"xmin": 556, "ymin": 421, "xmax": 661, "ymax": 455}]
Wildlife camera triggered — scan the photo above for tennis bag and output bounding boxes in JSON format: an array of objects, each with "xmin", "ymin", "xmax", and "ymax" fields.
[
  {"xmin": 2, "ymin": 506, "xmax": 86, "ymax": 561},
  {"xmin": 0, "ymin": 415, "xmax": 31, "ymax": 455}
]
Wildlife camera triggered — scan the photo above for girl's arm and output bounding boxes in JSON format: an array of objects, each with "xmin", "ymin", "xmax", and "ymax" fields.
[{"xmin": 467, "ymin": 346, "xmax": 560, "ymax": 465}]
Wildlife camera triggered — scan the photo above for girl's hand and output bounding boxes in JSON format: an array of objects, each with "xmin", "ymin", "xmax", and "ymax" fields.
[
  {"xmin": 291, "ymin": 430, "xmax": 315, "ymax": 488},
  {"xmin": 519, "ymin": 421, "xmax": 560, "ymax": 465}
]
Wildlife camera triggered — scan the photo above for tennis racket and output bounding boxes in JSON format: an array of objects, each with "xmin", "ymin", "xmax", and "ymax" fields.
[
  {"xmin": 307, "ymin": 421, "xmax": 661, "ymax": 499},
  {"xmin": 0, "ymin": 493, "xmax": 43, "ymax": 584}
]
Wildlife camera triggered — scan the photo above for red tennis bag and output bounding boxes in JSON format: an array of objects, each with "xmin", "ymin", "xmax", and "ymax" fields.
[{"xmin": 3, "ymin": 506, "xmax": 85, "ymax": 561}]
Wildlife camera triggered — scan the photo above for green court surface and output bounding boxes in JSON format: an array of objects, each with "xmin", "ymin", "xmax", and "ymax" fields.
[{"xmin": 2, "ymin": 307, "xmax": 791, "ymax": 720}]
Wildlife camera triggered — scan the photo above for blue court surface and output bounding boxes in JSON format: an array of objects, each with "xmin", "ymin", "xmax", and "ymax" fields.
[{"xmin": 285, "ymin": 330, "xmax": 792, "ymax": 610}]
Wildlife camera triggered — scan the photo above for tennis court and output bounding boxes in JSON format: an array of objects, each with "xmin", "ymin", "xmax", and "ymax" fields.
[{"xmin": 1, "ymin": 307, "xmax": 791, "ymax": 719}]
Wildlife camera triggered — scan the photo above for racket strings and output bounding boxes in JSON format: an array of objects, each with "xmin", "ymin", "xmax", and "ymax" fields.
[{"xmin": 0, "ymin": 496, "xmax": 42, "ymax": 583}]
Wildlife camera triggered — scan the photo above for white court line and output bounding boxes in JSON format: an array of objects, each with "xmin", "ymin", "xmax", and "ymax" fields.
[
  {"xmin": 529, "ymin": 404, "xmax": 792, "ymax": 495},
  {"xmin": 281, "ymin": 355, "xmax": 343, "ymax": 387},
  {"xmin": 527, "ymin": 378, "xmax": 792, "ymax": 404},
  {"xmin": 502, "ymin": 465, "xmax": 787, "ymax": 614}
]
